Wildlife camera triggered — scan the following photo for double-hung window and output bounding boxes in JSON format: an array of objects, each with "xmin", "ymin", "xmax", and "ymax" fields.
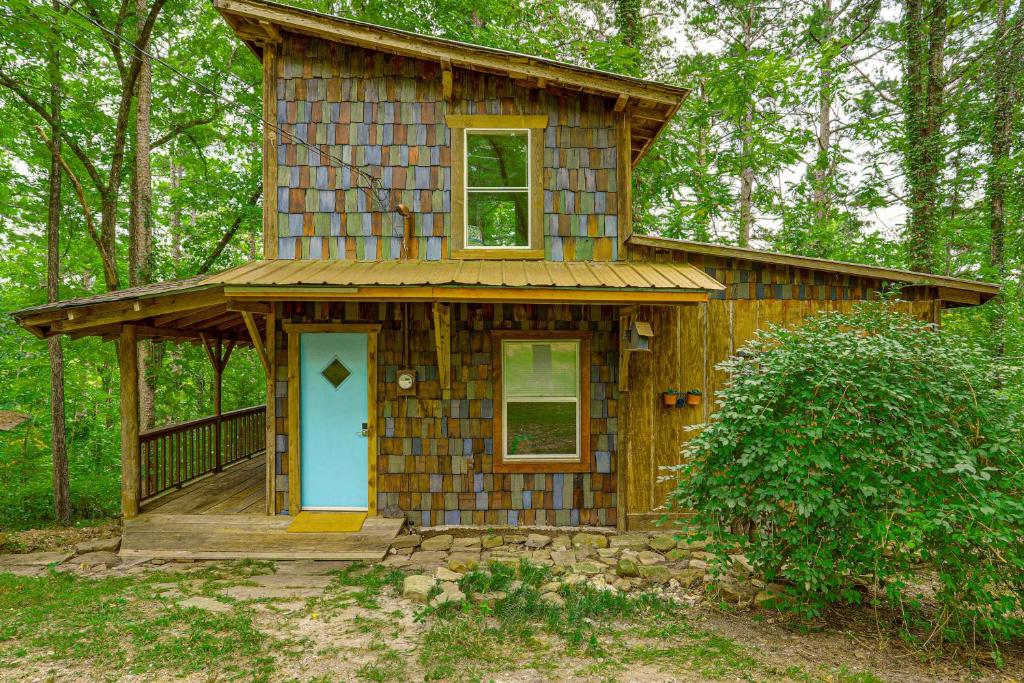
[
  {"xmin": 447, "ymin": 114, "xmax": 546, "ymax": 258},
  {"xmin": 493, "ymin": 332, "xmax": 591, "ymax": 473},
  {"xmin": 465, "ymin": 129, "xmax": 530, "ymax": 248}
]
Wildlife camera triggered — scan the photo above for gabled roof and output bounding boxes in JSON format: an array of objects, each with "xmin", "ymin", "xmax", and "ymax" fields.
[
  {"xmin": 11, "ymin": 259, "xmax": 723, "ymax": 342},
  {"xmin": 212, "ymin": 0, "xmax": 689, "ymax": 165},
  {"xmin": 627, "ymin": 234, "xmax": 999, "ymax": 305}
]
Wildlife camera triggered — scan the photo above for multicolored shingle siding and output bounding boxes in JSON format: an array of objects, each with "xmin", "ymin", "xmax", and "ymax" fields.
[
  {"xmin": 271, "ymin": 302, "xmax": 618, "ymax": 526},
  {"xmin": 274, "ymin": 35, "xmax": 619, "ymax": 261}
]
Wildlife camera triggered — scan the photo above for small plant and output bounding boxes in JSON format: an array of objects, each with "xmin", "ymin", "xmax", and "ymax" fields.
[
  {"xmin": 663, "ymin": 389, "xmax": 680, "ymax": 406},
  {"xmin": 685, "ymin": 389, "xmax": 702, "ymax": 406}
]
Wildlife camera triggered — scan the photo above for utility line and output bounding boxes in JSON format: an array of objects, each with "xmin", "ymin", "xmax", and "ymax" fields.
[{"xmin": 43, "ymin": 0, "xmax": 389, "ymax": 210}]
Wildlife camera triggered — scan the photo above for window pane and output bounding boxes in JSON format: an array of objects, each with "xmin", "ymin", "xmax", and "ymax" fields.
[
  {"xmin": 467, "ymin": 131, "xmax": 528, "ymax": 188},
  {"xmin": 467, "ymin": 191, "xmax": 528, "ymax": 247},
  {"xmin": 503, "ymin": 342, "xmax": 577, "ymax": 397},
  {"xmin": 506, "ymin": 401, "xmax": 577, "ymax": 457}
]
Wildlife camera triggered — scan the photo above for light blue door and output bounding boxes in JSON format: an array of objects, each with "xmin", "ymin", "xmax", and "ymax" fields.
[{"xmin": 300, "ymin": 332, "xmax": 369, "ymax": 510}]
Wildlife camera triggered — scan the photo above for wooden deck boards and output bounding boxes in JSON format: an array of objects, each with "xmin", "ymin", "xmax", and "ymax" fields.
[{"xmin": 123, "ymin": 454, "xmax": 403, "ymax": 560}]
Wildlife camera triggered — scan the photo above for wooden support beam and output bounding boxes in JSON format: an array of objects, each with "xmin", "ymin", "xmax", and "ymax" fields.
[
  {"xmin": 264, "ymin": 305, "xmax": 277, "ymax": 515},
  {"xmin": 259, "ymin": 19, "xmax": 282, "ymax": 42},
  {"xmin": 119, "ymin": 325, "xmax": 140, "ymax": 519},
  {"xmin": 613, "ymin": 94, "xmax": 629, "ymax": 112},
  {"xmin": 226, "ymin": 301, "xmax": 272, "ymax": 314},
  {"xmin": 46, "ymin": 288, "xmax": 223, "ymax": 335},
  {"xmin": 618, "ymin": 308, "xmax": 634, "ymax": 393},
  {"xmin": 242, "ymin": 311, "xmax": 271, "ymax": 374},
  {"xmin": 153, "ymin": 304, "xmax": 224, "ymax": 327},
  {"xmin": 262, "ymin": 43, "xmax": 279, "ymax": 259},
  {"xmin": 433, "ymin": 302, "xmax": 451, "ymax": 399},
  {"xmin": 440, "ymin": 59, "xmax": 453, "ymax": 100},
  {"xmin": 616, "ymin": 112, "xmax": 633, "ymax": 260}
]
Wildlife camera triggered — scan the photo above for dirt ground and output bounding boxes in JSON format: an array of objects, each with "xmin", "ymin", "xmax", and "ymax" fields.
[{"xmin": 1, "ymin": 552, "xmax": 1021, "ymax": 682}]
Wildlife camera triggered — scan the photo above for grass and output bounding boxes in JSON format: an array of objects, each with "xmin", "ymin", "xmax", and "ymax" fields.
[
  {"xmin": 0, "ymin": 567, "xmax": 275, "ymax": 681},
  {"xmin": 416, "ymin": 558, "xmax": 770, "ymax": 681},
  {"xmin": 0, "ymin": 557, "xmax": 894, "ymax": 682}
]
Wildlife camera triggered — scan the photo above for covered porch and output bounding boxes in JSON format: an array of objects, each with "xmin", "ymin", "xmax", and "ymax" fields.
[{"xmin": 11, "ymin": 258, "xmax": 724, "ymax": 544}]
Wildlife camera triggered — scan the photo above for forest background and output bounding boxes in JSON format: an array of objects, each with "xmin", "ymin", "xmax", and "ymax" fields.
[{"xmin": 0, "ymin": 0, "xmax": 1019, "ymax": 528}]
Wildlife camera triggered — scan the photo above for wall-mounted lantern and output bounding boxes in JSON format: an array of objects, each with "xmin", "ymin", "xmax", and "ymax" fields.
[{"xmin": 627, "ymin": 320, "xmax": 654, "ymax": 352}]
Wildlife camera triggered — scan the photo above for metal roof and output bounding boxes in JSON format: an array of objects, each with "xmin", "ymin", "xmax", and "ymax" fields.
[
  {"xmin": 209, "ymin": 258, "xmax": 723, "ymax": 291},
  {"xmin": 627, "ymin": 235, "xmax": 1000, "ymax": 302},
  {"xmin": 10, "ymin": 259, "xmax": 723, "ymax": 342}
]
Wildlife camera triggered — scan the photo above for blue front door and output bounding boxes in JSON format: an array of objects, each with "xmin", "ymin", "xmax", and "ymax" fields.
[{"xmin": 299, "ymin": 332, "xmax": 369, "ymax": 510}]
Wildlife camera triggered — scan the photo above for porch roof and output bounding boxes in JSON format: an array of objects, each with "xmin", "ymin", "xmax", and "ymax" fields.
[{"xmin": 11, "ymin": 259, "xmax": 724, "ymax": 342}]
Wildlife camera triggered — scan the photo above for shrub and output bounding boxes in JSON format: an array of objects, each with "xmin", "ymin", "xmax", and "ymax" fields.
[{"xmin": 668, "ymin": 300, "xmax": 1024, "ymax": 650}]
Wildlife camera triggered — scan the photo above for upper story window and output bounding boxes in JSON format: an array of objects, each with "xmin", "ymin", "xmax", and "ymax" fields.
[
  {"xmin": 466, "ymin": 129, "xmax": 530, "ymax": 248},
  {"xmin": 447, "ymin": 114, "xmax": 546, "ymax": 259}
]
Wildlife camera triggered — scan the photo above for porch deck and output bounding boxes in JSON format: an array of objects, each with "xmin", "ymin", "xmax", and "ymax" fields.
[{"xmin": 120, "ymin": 454, "xmax": 403, "ymax": 561}]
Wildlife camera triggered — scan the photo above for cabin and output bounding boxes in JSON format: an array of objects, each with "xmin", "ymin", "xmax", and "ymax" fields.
[{"xmin": 11, "ymin": 0, "xmax": 998, "ymax": 559}]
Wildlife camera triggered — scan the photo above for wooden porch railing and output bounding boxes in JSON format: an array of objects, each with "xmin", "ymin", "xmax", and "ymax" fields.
[{"xmin": 139, "ymin": 405, "xmax": 266, "ymax": 501}]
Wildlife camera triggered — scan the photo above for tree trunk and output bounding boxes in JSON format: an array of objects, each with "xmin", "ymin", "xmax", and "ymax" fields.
[
  {"xmin": 169, "ymin": 156, "xmax": 183, "ymax": 263},
  {"xmin": 988, "ymin": 0, "xmax": 1019, "ymax": 277},
  {"xmin": 986, "ymin": 0, "xmax": 1022, "ymax": 353},
  {"xmin": 737, "ymin": 14, "xmax": 755, "ymax": 247},
  {"xmin": 812, "ymin": 0, "xmax": 834, "ymax": 243},
  {"xmin": 903, "ymin": 0, "xmax": 946, "ymax": 274},
  {"xmin": 46, "ymin": 1, "xmax": 70, "ymax": 525},
  {"xmin": 132, "ymin": 0, "xmax": 159, "ymax": 431},
  {"xmin": 614, "ymin": 0, "xmax": 643, "ymax": 75}
]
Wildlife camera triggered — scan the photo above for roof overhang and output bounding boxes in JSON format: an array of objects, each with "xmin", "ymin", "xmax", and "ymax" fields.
[
  {"xmin": 212, "ymin": 0, "xmax": 689, "ymax": 165},
  {"xmin": 627, "ymin": 235, "xmax": 1000, "ymax": 307},
  {"xmin": 11, "ymin": 259, "xmax": 724, "ymax": 342}
]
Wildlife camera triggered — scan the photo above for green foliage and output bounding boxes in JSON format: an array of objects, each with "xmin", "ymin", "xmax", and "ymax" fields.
[{"xmin": 669, "ymin": 301, "xmax": 1024, "ymax": 649}]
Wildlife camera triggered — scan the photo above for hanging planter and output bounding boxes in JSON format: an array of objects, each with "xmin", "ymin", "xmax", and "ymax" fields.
[
  {"xmin": 662, "ymin": 389, "xmax": 680, "ymax": 406},
  {"xmin": 685, "ymin": 389, "xmax": 702, "ymax": 406}
]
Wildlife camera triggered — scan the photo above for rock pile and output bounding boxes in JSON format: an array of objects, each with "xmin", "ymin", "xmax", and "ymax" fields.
[{"xmin": 384, "ymin": 530, "xmax": 782, "ymax": 608}]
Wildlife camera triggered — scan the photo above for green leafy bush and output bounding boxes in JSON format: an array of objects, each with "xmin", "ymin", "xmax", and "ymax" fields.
[{"xmin": 668, "ymin": 300, "xmax": 1024, "ymax": 649}]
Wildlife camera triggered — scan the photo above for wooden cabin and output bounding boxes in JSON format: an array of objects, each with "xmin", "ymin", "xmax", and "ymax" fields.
[{"xmin": 11, "ymin": 0, "xmax": 997, "ymax": 556}]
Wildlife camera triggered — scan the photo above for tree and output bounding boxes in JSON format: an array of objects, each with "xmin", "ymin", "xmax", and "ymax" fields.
[
  {"xmin": 45, "ymin": 0, "xmax": 69, "ymax": 524},
  {"xmin": 900, "ymin": 0, "xmax": 947, "ymax": 273},
  {"xmin": 675, "ymin": 0, "xmax": 810, "ymax": 245}
]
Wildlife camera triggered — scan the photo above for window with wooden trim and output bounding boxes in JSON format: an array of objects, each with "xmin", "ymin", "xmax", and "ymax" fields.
[
  {"xmin": 492, "ymin": 332, "xmax": 591, "ymax": 473},
  {"xmin": 447, "ymin": 114, "xmax": 545, "ymax": 259},
  {"xmin": 466, "ymin": 129, "xmax": 530, "ymax": 248}
]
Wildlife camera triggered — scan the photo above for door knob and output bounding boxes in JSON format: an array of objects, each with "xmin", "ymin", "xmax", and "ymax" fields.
[{"xmin": 359, "ymin": 422, "xmax": 369, "ymax": 437}]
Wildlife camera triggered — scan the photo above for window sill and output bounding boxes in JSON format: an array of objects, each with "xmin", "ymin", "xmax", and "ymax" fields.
[
  {"xmin": 451, "ymin": 248, "xmax": 545, "ymax": 260},
  {"xmin": 493, "ymin": 458, "xmax": 591, "ymax": 473}
]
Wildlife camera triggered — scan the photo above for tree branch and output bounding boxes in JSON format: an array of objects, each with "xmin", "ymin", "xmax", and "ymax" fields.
[
  {"xmin": 0, "ymin": 68, "xmax": 107, "ymax": 194},
  {"xmin": 196, "ymin": 185, "xmax": 262, "ymax": 275},
  {"xmin": 34, "ymin": 125, "xmax": 119, "ymax": 288},
  {"xmin": 152, "ymin": 113, "xmax": 218, "ymax": 149}
]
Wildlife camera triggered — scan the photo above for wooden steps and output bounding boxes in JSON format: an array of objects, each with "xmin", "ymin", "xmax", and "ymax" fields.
[{"xmin": 120, "ymin": 514, "xmax": 403, "ymax": 560}]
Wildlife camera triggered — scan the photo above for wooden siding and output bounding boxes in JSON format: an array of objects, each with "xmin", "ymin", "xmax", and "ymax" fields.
[
  {"xmin": 274, "ymin": 35, "xmax": 620, "ymax": 262},
  {"xmin": 619, "ymin": 299, "xmax": 942, "ymax": 526},
  {"xmin": 630, "ymin": 245, "xmax": 944, "ymax": 301},
  {"xmin": 272, "ymin": 302, "xmax": 619, "ymax": 527}
]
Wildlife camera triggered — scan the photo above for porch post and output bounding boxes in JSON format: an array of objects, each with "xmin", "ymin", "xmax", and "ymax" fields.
[
  {"xmin": 119, "ymin": 324, "xmax": 140, "ymax": 518},
  {"xmin": 213, "ymin": 335, "xmax": 223, "ymax": 472}
]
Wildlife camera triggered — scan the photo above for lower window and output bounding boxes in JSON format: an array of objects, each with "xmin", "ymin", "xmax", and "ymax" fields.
[{"xmin": 494, "ymin": 334, "xmax": 591, "ymax": 472}]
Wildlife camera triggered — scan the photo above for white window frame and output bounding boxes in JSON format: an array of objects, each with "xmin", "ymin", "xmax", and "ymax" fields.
[
  {"xmin": 463, "ymin": 128, "xmax": 532, "ymax": 250},
  {"xmin": 500, "ymin": 338, "xmax": 581, "ymax": 463}
]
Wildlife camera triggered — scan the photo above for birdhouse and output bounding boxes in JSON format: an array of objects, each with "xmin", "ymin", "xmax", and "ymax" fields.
[{"xmin": 627, "ymin": 320, "xmax": 654, "ymax": 351}]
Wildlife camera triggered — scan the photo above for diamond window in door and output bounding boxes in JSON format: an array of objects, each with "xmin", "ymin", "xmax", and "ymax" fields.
[{"xmin": 321, "ymin": 357, "xmax": 351, "ymax": 389}]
